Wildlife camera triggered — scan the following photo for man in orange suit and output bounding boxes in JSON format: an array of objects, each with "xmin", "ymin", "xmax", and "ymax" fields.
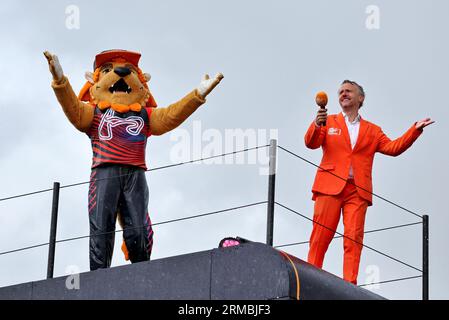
[{"xmin": 305, "ymin": 80, "xmax": 434, "ymax": 284}]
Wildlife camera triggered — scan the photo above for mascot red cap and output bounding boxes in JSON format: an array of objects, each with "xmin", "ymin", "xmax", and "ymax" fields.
[{"xmin": 77, "ymin": 49, "xmax": 157, "ymax": 108}]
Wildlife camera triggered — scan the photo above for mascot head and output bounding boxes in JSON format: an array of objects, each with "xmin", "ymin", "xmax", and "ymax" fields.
[{"xmin": 78, "ymin": 49, "xmax": 157, "ymax": 112}]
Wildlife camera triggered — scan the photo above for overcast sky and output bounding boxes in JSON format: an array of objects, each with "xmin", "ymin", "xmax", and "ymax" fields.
[{"xmin": 0, "ymin": 0, "xmax": 447, "ymax": 300}]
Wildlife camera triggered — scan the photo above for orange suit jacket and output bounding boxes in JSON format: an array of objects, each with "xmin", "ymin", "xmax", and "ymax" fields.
[{"xmin": 304, "ymin": 112, "xmax": 422, "ymax": 205}]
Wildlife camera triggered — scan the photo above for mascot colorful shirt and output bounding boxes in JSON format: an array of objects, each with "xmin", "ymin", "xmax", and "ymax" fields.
[{"xmin": 44, "ymin": 49, "xmax": 223, "ymax": 270}]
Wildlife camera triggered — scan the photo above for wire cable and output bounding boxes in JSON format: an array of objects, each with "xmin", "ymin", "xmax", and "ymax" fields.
[
  {"xmin": 0, "ymin": 242, "xmax": 50, "ymax": 256},
  {"xmin": 0, "ymin": 201, "xmax": 267, "ymax": 256},
  {"xmin": 277, "ymin": 145, "xmax": 423, "ymax": 219},
  {"xmin": 0, "ymin": 145, "xmax": 269, "ymax": 201},
  {"xmin": 61, "ymin": 144, "xmax": 270, "ymax": 189},
  {"xmin": 55, "ymin": 200, "xmax": 267, "ymax": 245},
  {"xmin": 274, "ymin": 221, "xmax": 423, "ymax": 249},
  {"xmin": 0, "ymin": 188, "xmax": 54, "ymax": 202},
  {"xmin": 358, "ymin": 275, "xmax": 422, "ymax": 287},
  {"xmin": 275, "ymin": 201, "xmax": 422, "ymax": 273}
]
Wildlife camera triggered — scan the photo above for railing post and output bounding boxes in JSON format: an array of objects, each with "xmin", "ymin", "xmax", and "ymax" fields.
[
  {"xmin": 266, "ymin": 139, "xmax": 277, "ymax": 246},
  {"xmin": 423, "ymin": 214, "xmax": 429, "ymax": 300},
  {"xmin": 47, "ymin": 182, "xmax": 60, "ymax": 279}
]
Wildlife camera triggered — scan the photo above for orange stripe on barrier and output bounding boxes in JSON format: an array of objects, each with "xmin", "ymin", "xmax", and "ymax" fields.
[{"xmin": 279, "ymin": 250, "xmax": 300, "ymax": 300}]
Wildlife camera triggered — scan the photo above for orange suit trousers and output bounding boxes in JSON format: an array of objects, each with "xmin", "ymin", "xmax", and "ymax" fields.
[{"xmin": 307, "ymin": 180, "xmax": 368, "ymax": 284}]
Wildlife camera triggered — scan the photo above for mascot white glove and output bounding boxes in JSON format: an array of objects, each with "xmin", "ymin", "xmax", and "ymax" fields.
[
  {"xmin": 197, "ymin": 73, "xmax": 224, "ymax": 99},
  {"xmin": 44, "ymin": 51, "xmax": 64, "ymax": 83}
]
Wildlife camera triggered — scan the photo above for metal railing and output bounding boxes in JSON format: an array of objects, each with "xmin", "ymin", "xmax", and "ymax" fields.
[{"xmin": 0, "ymin": 140, "xmax": 429, "ymax": 299}]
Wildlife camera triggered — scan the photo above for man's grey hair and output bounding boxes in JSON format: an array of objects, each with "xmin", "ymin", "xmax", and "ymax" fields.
[{"xmin": 340, "ymin": 80, "xmax": 365, "ymax": 108}]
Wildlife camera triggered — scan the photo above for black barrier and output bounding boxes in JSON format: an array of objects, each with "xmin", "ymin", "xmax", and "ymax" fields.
[{"xmin": 0, "ymin": 242, "xmax": 385, "ymax": 300}]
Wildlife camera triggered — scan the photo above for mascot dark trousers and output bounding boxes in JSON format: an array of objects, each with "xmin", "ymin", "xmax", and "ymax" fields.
[{"xmin": 88, "ymin": 164, "xmax": 153, "ymax": 270}]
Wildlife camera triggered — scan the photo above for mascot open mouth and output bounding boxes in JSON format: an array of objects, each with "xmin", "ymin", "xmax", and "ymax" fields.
[{"xmin": 109, "ymin": 78, "xmax": 132, "ymax": 94}]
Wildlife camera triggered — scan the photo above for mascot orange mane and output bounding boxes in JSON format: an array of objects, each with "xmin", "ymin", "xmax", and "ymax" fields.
[{"xmin": 44, "ymin": 49, "xmax": 223, "ymax": 270}]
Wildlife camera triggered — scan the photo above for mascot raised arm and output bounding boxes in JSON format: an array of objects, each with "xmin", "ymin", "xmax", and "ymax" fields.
[{"xmin": 44, "ymin": 49, "xmax": 223, "ymax": 270}]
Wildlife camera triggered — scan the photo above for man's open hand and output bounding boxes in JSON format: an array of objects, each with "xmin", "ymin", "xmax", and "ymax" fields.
[
  {"xmin": 197, "ymin": 73, "xmax": 224, "ymax": 99},
  {"xmin": 44, "ymin": 51, "xmax": 64, "ymax": 83},
  {"xmin": 415, "ymin": 118, "xmax": 434, "ymax": 130}
]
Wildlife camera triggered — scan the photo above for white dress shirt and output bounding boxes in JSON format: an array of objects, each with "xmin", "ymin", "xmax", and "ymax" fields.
[{"xmin": 343, "ymin": 112, "xmax": 361, "ymax": 179}]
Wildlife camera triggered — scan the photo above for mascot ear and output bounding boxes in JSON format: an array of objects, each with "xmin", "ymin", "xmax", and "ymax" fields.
[
  {"xmin": 85, "ymin": 71, "xmax": 95, "ymax": 84},
  {"xmin": 143, "ymin": 73, "xmax": 151, "ymax": 82}
]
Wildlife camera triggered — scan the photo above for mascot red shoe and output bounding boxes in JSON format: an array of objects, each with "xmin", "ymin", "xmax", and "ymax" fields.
[{"xmin": 44, "ymin": 49, "xmax": 223, "ymax": 270}]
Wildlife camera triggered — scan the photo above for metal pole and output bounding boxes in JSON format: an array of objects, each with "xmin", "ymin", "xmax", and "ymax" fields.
[
  {"xmin": 47, "ymin": 182, "xmax": 60, "ymax": 279},
  {"xmin": 266, "ymin": 139, "xmax": 277, "ymax": 246},
  {"xmin": 423, "ymin": 214, "xmax": 429, "ymax": 300}
]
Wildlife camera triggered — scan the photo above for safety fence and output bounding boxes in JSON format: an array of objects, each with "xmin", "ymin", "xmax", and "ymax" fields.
[{"xmin": 0, "ymin": 141, "xmax": 429, "ymax": 299}]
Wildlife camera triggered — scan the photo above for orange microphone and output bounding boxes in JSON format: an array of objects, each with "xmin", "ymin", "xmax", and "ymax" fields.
[{"xmin": 315, "ymin": 91, "xmax": 328, "ymax": 126}]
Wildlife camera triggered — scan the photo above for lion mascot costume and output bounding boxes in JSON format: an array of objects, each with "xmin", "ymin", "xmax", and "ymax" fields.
[{"xmin": 44, "ymin": 49, "xmax": 223, "ymax": 270}]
